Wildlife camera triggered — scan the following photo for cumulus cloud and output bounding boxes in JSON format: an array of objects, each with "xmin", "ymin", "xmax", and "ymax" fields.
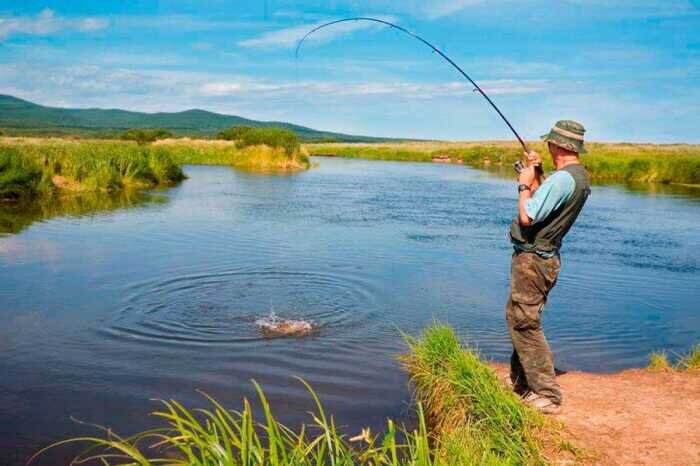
[
  {"xmin": 238, "ymin": 15, "xmax": 396, "ymax": 49},
  {"xmin": 0, "ymin": 9, "xmax": 108, "ymax": 40}
]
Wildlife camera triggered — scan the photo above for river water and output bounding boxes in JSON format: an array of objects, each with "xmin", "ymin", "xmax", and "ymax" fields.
[{"xmin": 2, "ymin": 157, "xmax": 699, "ymax": 463}]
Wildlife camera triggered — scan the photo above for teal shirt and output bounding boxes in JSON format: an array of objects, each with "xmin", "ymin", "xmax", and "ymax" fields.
[
  {"xmin": 525, "ymin": 170, "xmax": 576, "ymax": 224},
  {"xmin": 513, "ymin": 170, "xmax": 576, "ymax": 258}
]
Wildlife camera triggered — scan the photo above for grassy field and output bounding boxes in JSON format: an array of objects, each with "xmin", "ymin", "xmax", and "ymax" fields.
[
  {"xmin": 0, "ymin": 137, "xmax": 310, "ymax": 200},
  {"xmin": 306, "ymin": 141, "xmax": 700, "ymax": 187}
]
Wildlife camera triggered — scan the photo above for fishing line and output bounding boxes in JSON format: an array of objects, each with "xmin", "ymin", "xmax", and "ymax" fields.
[{"xmin": 295, "ymin": 17, "xmax": 529, "ymax": 152}]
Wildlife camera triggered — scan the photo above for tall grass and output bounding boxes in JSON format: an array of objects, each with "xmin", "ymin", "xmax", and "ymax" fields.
[
  {"xmin": 0, "ymin": 139, "xmax": 184, "ymax": 199},
  {"xmin": 156, "ymin": 138, "xmax": 310, "ymax": 171},
  {"xmin": 401, "ymin": 323, "xmax": 550, "ymax": 465},
  {"xmin": 0, "ymin": 137, "xmax": 311, "ymax": 200},
  {"xmin": 306, "ymin": 141, "xmax": 700, "ymax": 186},
  {"xmin": 31, "ymin": 379, "xmax": 439, "ymax": 466},
  {"xmin": 0, "ymin": 146, "xmax": 42, "ymax": 199}
]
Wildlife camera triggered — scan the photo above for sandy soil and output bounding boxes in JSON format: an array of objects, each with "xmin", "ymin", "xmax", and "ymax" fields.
[{"xmin": 494, "ymin": 364, "xmax": 700, "ymax": 465}]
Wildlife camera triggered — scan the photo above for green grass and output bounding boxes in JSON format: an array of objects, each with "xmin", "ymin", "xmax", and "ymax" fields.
[
  {"xmin": 647, "ymin": 351, "xmax": 671, "ymax": 371},
  {"xmin": 677, "ymin": 344, "xmax": 700, "ymax": 371},
  {"xmin": 31, "ymin": 379, "xmax": 439, "ymax": 466},
  {"xmin": 158, "ymin": 139, "xmax": 310, "ymax": 171},
  {"xmin": 0, "ymin": 137, "xmax": 312, "ymax": 200},
  {"xmin": 401, "ymin": 323, "xmax": 551, "ymax": 465},
  {"xmin": 0, "ymin": 146, "xmax": 42, "ymax": 199},
  {"xmin": 31, "ymin": 323, "xmax": 574, "ymax": 465},
  {"xmin": 0, "ymin": 139, "xmax": 184, "ymax": 199},
  {"xmin": 306, "ymin": 141, "xmax": 700, "ymax": 187},
  {"xmin": 647, "ymin": 343, "xmax": 700, "ymax": 371}
]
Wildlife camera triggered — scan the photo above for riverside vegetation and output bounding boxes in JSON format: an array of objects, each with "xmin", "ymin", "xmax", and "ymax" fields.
[
  {"xmin": 32, "ymin": 323, "xmax": 584, "ymax": 465},
  {"xmin": 306, "ymin": 141, "xmax": 700, "ymax": 187},
  {"xmin": 0, "ymin": 128, "xmax": 310, "ymax": 201}
]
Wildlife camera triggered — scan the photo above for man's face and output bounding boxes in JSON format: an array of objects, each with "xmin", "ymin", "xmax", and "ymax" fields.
[{"xmin": 547, "ymin": 142, "xmax": 559, "ymax": 161}]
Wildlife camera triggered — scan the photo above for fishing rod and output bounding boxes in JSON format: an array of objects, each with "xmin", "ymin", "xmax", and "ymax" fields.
[{"xmin": 295, "ymin": 17, "xmax": 530, "ymax": 153}]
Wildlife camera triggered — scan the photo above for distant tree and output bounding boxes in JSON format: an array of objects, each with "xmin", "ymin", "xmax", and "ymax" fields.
[
  {"xmin": 216, "ymin": 125, "xmax": 253, "ymax": 141},
  {"xmin": 120, "ymin": 128, "xmax": 173, "ymax": 145},
  {"xmin": 0, "ymin": 128, "xmax": 6, "ymax": 137}
]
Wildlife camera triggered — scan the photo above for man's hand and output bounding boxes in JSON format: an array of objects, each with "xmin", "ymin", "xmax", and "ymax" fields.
[
  {"xmin": 518, "ymin": 165, "xmax": 537, "ymax": 186},
  {"xmin": 525, "ymin": 150, "xmax": 542, "ymax": 167}
]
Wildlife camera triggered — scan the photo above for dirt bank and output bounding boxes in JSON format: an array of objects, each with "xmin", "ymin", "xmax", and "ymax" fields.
[{"xmin": 493, "ymin": 364, "xmax": 700, "ymax": 465}]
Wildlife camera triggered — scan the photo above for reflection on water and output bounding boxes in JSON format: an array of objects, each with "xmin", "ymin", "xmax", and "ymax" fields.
[
  {"xmin": 0, "ymin": 190, "xmax": 165, "ymax": 235},
  {"xmin": 1, "ymin": 160, "xmax": 700, "ymax": 465}
]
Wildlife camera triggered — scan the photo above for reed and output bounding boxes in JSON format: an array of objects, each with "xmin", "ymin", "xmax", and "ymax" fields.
[
  {"xmin": 0, "ymin": 139, "xmax": 184, "ymax": 199},
  {"xmin": 0, "ymin": 137, "xmax": 311, "ymax": 200},
  {"xmin": 31, "ymin": 379, "xmax": 439, "ymax": 466},
  {"xmin": 401, "ymin": 323, "xmax": 550, "ymax": 465}
]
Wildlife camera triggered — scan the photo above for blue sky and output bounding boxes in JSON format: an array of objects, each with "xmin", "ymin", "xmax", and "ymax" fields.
[{"xmin": 0, "ymin": 1, "xmax": 698, "ymax": 142}]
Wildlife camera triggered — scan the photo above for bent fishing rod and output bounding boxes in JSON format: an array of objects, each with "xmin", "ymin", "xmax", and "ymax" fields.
[{"xmin": 295, "ymin": 17, "xmax": 530, "ymax": 154}]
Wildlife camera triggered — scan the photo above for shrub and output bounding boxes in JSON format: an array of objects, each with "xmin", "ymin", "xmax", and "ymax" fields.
[
  {"xmin": 120, "ymin": 128, "xmax": 173, "ymax": 145},
  {"xmin": 216, "ymin": 125, "xmax": 253, "ymax": 141},
  {"xmin": 236, "ymin": 127, "xmax": 301, "ymax": 156}
]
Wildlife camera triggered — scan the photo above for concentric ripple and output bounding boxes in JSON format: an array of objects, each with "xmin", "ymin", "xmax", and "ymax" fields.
[{"xmin": 99, "ymin": 266, "xmax": 379, "ymax": 347}]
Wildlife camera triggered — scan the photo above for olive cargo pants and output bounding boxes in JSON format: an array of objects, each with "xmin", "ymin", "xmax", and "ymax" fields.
[{"xmin": 505, "ymin": 251, "xmax": 562, "ymax": 405}]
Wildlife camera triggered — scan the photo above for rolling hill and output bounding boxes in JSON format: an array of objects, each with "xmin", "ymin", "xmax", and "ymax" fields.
[{"xmin": 0, "ymin": 94, "xmax": 388, "ymax": 142}]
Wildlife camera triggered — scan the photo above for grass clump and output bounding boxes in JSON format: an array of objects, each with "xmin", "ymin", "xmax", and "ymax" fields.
[
  {"xmin": 32, "ymin": 379, "xmax": 440, "ymax": 466},
  {"xmin": 217, "ymin": 126, "xmax": 301, "ymax": 158},
  {"xmin": 647, "ymin": 343, "xmax": 700, "ymax": 371},
  {"xmin": 647, "ymin": 351, "xmax": 671, "ymax": 371},
  {"xmin": 677, "ymin": 343, "xmax": 700, "ymax": 371},
  {"xmin": 401, "ymin": 323, "xmax": 549, "ymax": 465}
]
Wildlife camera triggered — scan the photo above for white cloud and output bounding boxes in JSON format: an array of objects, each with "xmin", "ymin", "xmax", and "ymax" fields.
[
  {"xmin": 238, "ymin": 16, "xmax": 396, "ymax": 49},
  {"xmin": 0, "ymin": 9, "xmax": 108, "ymax": 40}
]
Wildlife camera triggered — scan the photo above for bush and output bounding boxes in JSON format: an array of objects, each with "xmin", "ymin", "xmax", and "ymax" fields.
[
  {"xmin": 216, "ymin": 125, "xmax": 253, "ymax": 141},
  {"xmin": 120, "ymin": 128, "xmax": 173, "ymax": 145},
  {"xmin": 236, "ymin": 127, "xmax": 301, "ymax": 156}
]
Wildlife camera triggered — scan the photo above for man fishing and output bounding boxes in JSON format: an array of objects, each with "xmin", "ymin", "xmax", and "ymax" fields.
[{"xmin": 506, "ymin": 120, "xmax": 591, "ymax": 414}]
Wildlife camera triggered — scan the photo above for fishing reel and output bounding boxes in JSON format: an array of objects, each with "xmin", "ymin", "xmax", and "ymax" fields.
[{"xmin": 513, "ymin": 159, "xmax": 544, "ymax": 175}]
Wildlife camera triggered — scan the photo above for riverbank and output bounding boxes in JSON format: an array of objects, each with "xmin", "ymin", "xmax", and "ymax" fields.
[
  {"xmin": 31, "ymin": 323, "xmax": 700, "ymax": 464},
  {"xmin": 0, "ymin": 137, "xmax": 310, "ymax": 200},
  {"xmin": 305, "ymin": 141, "xmax": 700, "ymax": 187}
]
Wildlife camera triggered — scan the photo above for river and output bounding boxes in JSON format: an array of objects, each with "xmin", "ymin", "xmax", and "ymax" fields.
[{"xmin": 2, "ymin": 157, "xmax": 699, "ymax": 464}]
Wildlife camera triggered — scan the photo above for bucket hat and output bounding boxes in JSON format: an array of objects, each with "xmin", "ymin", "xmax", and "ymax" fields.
[{"xmin": 541, "ymin": 120, "xmax": 587, "ymax": 154}]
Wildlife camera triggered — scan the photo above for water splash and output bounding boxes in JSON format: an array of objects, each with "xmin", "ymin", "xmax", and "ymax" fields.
[{"xmin": 255, "ymin": 311, "xmax": 316, "ymax": 338}]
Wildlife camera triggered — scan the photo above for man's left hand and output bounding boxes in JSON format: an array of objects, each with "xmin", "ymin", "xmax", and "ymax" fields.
[{"xmin": 518, "ymin": 165, "xmax": 537, "ymax": 187}]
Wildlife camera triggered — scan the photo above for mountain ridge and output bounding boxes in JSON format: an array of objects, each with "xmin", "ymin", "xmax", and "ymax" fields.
[{"xmin": 0, "ymin": 94, "xmax": 391, "ymax": 142}]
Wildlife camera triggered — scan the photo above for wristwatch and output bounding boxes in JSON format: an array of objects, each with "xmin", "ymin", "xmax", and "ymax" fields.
[{"xmin": 518, "ymin": 184, "xmax": 531, "ymax": 193}]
